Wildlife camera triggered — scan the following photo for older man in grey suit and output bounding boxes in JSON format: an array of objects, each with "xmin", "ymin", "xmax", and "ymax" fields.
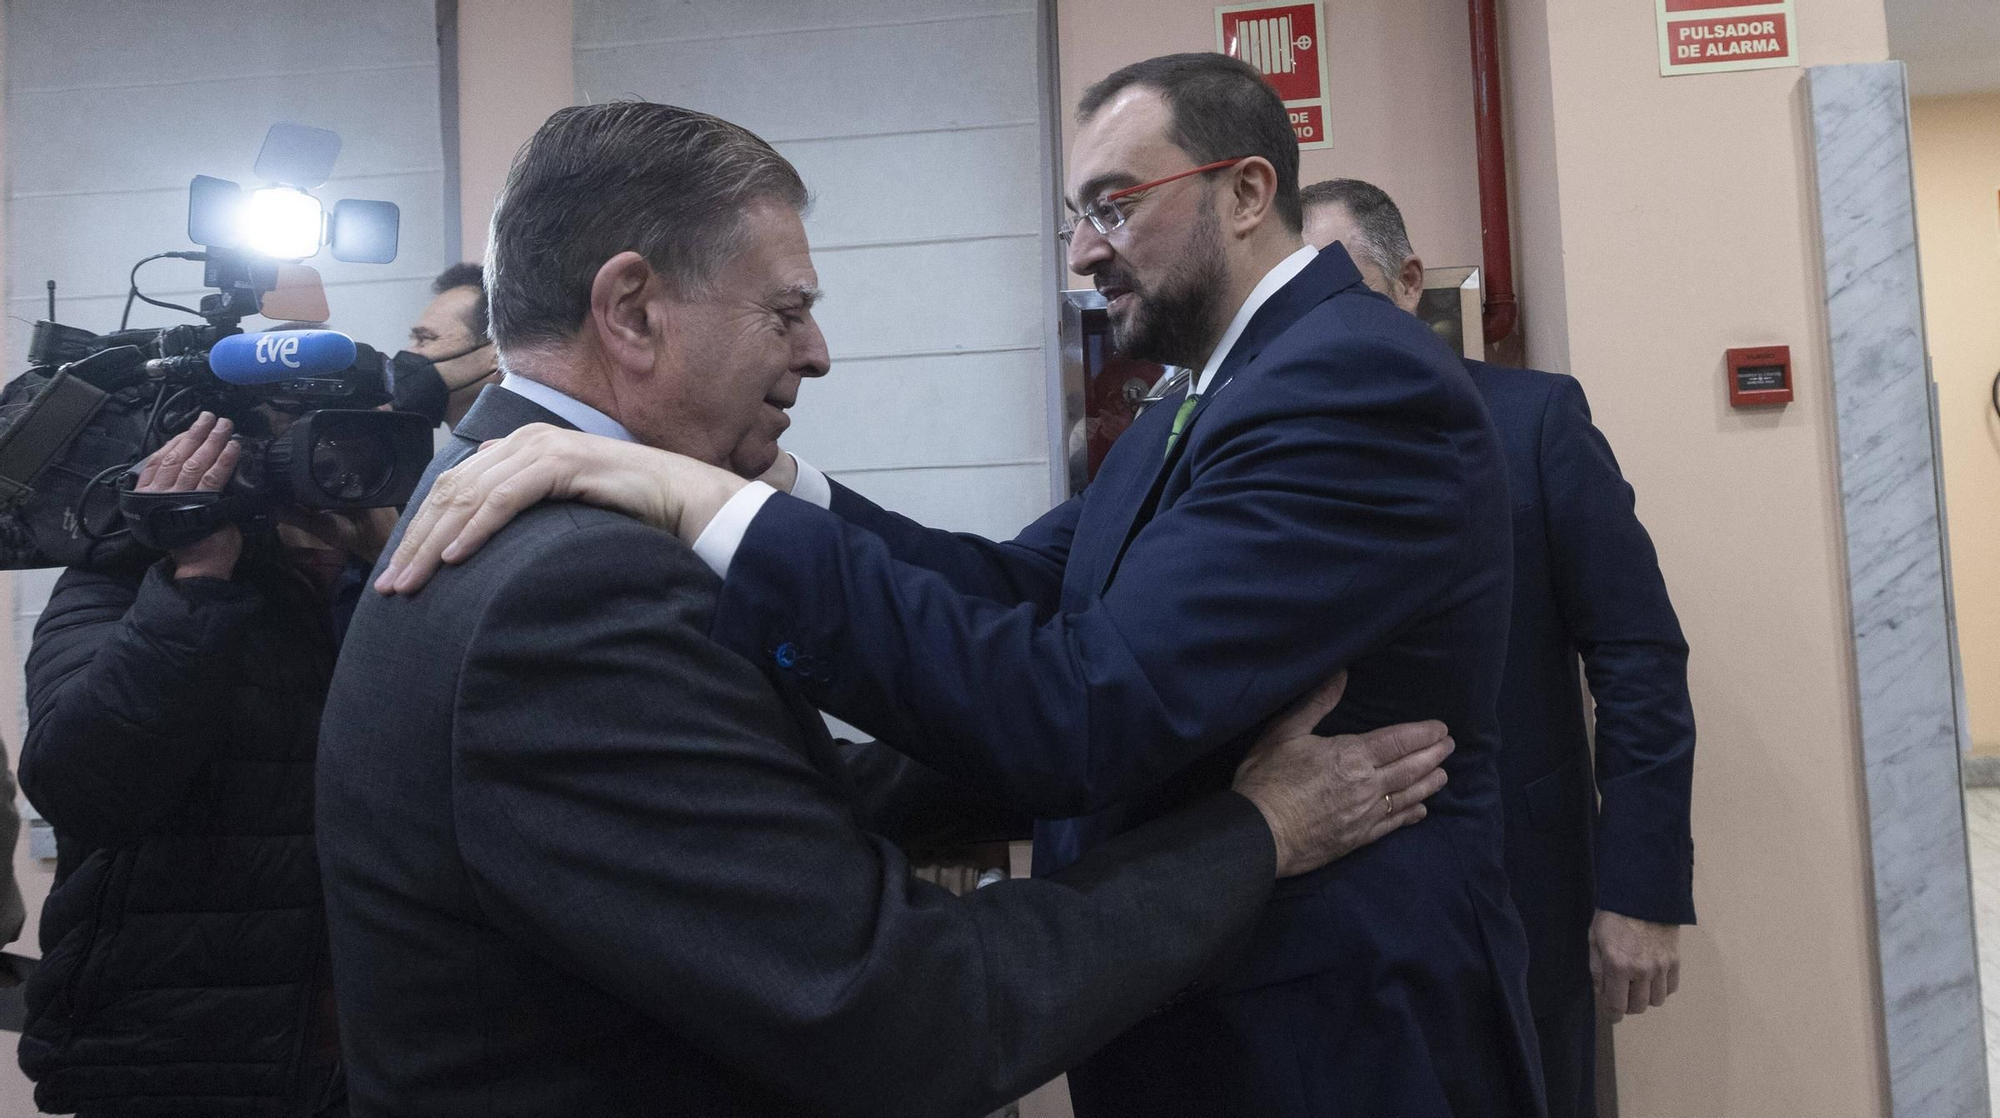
[{"xmin": 315, "ymin": 101, "xmax": 1453, "ymax": 1118}]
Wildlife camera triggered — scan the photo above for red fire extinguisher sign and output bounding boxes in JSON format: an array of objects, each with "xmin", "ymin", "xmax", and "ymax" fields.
[{"xmin": 1216, "ymin": 2, "xmax": 1332, "ymax": 151}]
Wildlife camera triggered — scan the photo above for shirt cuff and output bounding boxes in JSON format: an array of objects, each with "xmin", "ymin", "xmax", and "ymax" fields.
[
  {"xmin": 789, "ymin": 454, "xmax": 832, "ymax": 510},
  {"xmin": 690, "ymin": 481, "xmax": 779, "ymax": 578}
]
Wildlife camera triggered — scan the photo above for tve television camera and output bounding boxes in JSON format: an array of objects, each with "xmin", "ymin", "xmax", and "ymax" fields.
[{"xmin": 0, "ymin": 123, "xmax": 434, "ymax": 570}]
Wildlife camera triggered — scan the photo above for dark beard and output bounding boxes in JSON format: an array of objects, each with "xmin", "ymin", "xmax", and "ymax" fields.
[{"xmin": 1108, "ymin": 197, "xmax": 1229, "ymax": 368}]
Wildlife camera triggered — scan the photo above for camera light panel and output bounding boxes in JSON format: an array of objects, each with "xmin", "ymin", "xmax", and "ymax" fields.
[
  {"xmin": 241, "ymin": 187, "xmax": 324, "ymax": 261},
  {"xmin": 329, "ymin": 198, "xmax": 400, "ymax": 264},
  {"xmin": 188, "ymin": 175, "xmax": 244, "ymax": 249}
]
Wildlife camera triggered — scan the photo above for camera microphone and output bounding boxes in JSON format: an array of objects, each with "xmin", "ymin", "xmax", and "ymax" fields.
[{"xmin": 200, "ymin": 329, "xmax": 358, "ymax": 386}]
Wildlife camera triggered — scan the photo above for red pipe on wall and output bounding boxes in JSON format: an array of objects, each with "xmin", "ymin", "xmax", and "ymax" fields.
[{"xmin": 1468, "ymin": 0, "xmax": 1519, "ymax": 349}]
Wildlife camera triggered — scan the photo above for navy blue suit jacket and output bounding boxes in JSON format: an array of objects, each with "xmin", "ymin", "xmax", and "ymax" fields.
[
  {"xmin": 710, "ymin": 248, "xmax": 1542, "ymax": 1115},
  {"xmin": 1467, "ymin": 361, "xmax": 1697, "ymax": 1016}
]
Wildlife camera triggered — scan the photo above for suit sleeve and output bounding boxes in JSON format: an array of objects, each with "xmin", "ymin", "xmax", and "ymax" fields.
[
  {"xmin": 20, "ymin": 561, "xmax": 262, "ymax": 845},
  {"xmin": 451, "ymin": 521, "xmax": 1274, "ymax": 1118},
  {"xmin": 824, "ymin": 479, "xmax": 1076, "ymax": 615},
  {"xmin": 714, "ymin": 337, "xmax": 1480, "ymax": 817},
  {"xmin": 1538, "ymin": 376, "xmax": 1697, "ymax": 925},
  {"xmin": 838, "ymin": 737, "xmax": 1031, "ymax": 849}
]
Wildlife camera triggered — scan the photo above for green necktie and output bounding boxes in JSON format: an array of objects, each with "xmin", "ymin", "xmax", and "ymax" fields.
[{"xmin": 1164, "ymin": 393, "xmax": 1199, "ymax": 458}]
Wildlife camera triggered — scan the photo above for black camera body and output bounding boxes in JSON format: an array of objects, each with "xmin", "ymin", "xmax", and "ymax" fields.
[
  {"xmin": 0, "ymin": 312, "xmax": 433, "ymax": 568},
  {"xmin": 0, "ymin": 122, "xmax": 423, "ymax": 569},
  {"xmin": 119, "ymin": 409, "xmax": 435, "ymax": 554}
]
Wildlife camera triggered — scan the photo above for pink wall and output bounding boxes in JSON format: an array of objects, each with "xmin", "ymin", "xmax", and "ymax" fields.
[
  {"xmin": 1058, "ymin": 1, "xmax": 1897, "ymax": 1113},
  {"xmin": 1057, "ymin": 0, "xmax": 1484, "ymax": 274},
  {"xmin": 1501, "ymin": 0, "xmax": 1570, "ymax": 373},
  {"xmin": 1911, "ymin": 92, "xmax": 2000, "ymax": 755},
  {"xmin": 456, "ymin": 0, "xmax": 576, "ymax": 261},
  {"xmin": 1505, "ymin": 1, "xmax": 1892, "ymax": 1114}
]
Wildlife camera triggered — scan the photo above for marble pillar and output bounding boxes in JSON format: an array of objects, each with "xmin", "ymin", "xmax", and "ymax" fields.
[{"xmin": 1807, "ymin": 61, "xmax": 1989, "ymax": 1118}]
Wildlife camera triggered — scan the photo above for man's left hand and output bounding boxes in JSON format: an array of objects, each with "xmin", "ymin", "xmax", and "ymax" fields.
[
  {"xmin": 910, "ymin": 841, "xmax": 1012, "ymax": 896},
  {"xmin": 283, "ymin": 506, "xmax": 402, "ymax": 566},
  {"xmin": 376, "ymin": 423, "xmax": 746, "ymax": 595},
  {"xmin": 1590, "ymin": 910, "xmax": 1681, "ymax": 1023}
]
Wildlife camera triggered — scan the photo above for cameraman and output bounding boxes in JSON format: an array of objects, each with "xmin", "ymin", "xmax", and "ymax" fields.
[{"xmin": 17, "ymin": 411, "xmax": 387, "ymax": 1117}]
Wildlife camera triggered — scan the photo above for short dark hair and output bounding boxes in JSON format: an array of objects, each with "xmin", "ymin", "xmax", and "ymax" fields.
[
  {"xmin": 1077, "ymin": 53, "xmax": 1302, "ymax": 234},
  {"xmin": 485, "ymin": 101, "xmax": 809, "ymax": 352},
  {"xmin": 432, "ymin": 261, "xmax": 489, "ymax": 342},
  {"xmin": 1300, "ymin": 178, "xmax": 1416, "ymax": 279}
]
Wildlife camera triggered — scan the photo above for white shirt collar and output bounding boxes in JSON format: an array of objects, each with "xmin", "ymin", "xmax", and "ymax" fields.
[
  {"xmin": 500, "ymin": 373, "xmax": 639, "ymax": 444},
  {"xmin": 1187, "ymin": 244, "xmax": 1318, "ymax": 397}
]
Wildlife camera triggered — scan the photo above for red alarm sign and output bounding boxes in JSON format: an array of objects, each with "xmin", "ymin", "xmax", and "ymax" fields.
[
  {"xmin": 1217, "ymin": 2, "xmax": 1332, "ymax": 150},
  {"xmin": 1657, "ymin": 0, "xmax": 1797, "ymax": 76}
]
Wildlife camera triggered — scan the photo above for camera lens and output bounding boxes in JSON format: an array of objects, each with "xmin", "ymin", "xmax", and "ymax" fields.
[{"xmin": 309, "ymin": 432, "xmax": 392, "ymax": 503}]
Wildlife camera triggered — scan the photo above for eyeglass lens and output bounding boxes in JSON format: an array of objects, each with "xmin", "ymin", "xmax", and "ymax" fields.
[{"xmin": 1058, "ymin": 199, "xmax": 1124, "ymax": 245}]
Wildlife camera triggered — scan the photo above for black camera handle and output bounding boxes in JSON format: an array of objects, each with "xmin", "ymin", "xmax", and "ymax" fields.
[{"xmin": 117, "ymin": 486, "xmax": 270, "ymax": 553}]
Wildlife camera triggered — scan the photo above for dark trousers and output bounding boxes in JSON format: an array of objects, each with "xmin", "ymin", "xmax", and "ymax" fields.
[
  {"xmin": 1535, "ymin": 988, "xmax": 1597, "ymax": 1118},
  {"xmin": 1066, "ymin": 972, "xmax": 1534, "ymax": 1118}
]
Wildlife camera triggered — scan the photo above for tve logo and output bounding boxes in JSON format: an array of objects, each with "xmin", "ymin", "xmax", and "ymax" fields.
[
  {"xmin": 255, "ymin": 333, "xmax": 302, "ymax": 369},
  {"xmin": 1216, "ymin": 2, "xmax": 1331, "ymax": 151}
]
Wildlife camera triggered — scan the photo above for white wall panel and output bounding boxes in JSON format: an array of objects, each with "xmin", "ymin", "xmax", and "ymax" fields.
[
  {"xmin": 9, "ymin": 568, "xmax": 61, "ymax": 631},
  {"xmin": 835, "ymin": 463, "xmax": 1055, "ymax": 540},
  {"xmin": 575, "ymin": 0, "xmax": 1059, "ymax": 542},
  {"xmin": 6, "ymin": 70, "xmax": 443, "ymax": 200},
  {"xmin": 4, "ymin": 0, "xmax": 435, "ymax": 90},
  {"xmin": 575, "ymin": 0, "xmax": 1030, "ymax": 46},
  {"xmin": 6, "ymin": 172, "xmax": 447, "ymax": 311},
  {"xmin": 4, "ymin": 0, "xmax": 450, "ymax": 676},
  {"xmin": 781, "ymin": 350, "xmax": 1049, "ymax": 472},
  {"xmin": 809, "ymin": 237, "xmax": 1045, "ymax": 356},
  {"xmin": 577, "ymin": 12, "xmax": 1039, "ymax": 141},
  {"xmin": 783, "ymin": 124, "xmax": 1044, "ymax": 247},
  {"xmin": 13, "ymin": 278, "xmax": 440, "ymax": 360}
]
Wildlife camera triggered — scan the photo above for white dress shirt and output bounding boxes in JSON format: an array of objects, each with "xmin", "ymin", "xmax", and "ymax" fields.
[
  {"xmin": 689, "ymin": 455, "xmax": 830, "ymax": 576},
  {"xmin": 501, "ymin": 373, "xmax": 640, "ymax": 443},
  {"xmin": 688, "ymin": 244, "xmax": 1318, "ymax": 577},
  {"xmin": 1185, "ymin": 243, "xmax": 1317, "ymax": 398},
  {"xmin": 500, "ymin": 373, "xmax": 830, "ymax": 574}
]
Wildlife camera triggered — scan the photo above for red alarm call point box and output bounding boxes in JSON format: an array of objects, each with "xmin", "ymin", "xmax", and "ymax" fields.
[{"xmin": 1727, "ymin": 346, "xmax": 1792, "ymax": 407}]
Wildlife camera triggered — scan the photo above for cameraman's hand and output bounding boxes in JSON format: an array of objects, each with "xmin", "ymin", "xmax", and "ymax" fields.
[
  {"xmin": 281, "ymin": 506, "xmax": 400, "ymax": 567},
  {"xmin": 1231, "ymin": 673, "xmax": 1454, "ymax": 878},
  {"xmin": 136, "ymin": 413, "xmax": 242, "ymax": 581}
]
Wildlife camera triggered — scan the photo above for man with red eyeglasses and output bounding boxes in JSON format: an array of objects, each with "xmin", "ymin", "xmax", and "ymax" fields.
[{"xmin": 385, "ymin": 53, "xmax": 1542, "ymax": 1117}]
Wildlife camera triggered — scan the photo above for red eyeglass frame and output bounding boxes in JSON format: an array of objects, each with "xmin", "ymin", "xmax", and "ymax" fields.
[
  {"xmin": 1102, "ymin": 157, "xmax": 1249, "ymax": 205},
  {"xmin": 1062, "ymin": 157, "xmax": 1251, "ymax": 242}
]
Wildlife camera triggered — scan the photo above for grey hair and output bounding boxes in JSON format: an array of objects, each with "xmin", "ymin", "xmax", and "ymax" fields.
[
  {"xmin": 1299, "ymin": 178, "xmax": 1416, "ymax": 279},
  {"xmin": 485, "ymin": 101, "xmax": 809, "ymax": 352}
]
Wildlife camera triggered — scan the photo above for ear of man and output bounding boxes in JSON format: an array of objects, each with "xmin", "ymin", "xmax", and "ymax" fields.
[
  {"xmin": 1225, "ymin": 157, "xmax": 1281, "ymax": 237},
  {"xmin": 589, "ymin": 251, "xmax": 670, "ymax": 379},
  {"xmin": 1396, "ymin": 254, "xmax": 1427, "ymax": 313}
]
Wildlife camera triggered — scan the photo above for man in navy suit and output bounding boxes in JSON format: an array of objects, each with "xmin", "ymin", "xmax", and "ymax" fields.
[
  {"xmin": 1302, "ymin": 178, "xmax": 1698, "ymax": 1118},
  {"xmin": 384, "ymin": 56, "xmax": 1543, "ymax": 1116}
]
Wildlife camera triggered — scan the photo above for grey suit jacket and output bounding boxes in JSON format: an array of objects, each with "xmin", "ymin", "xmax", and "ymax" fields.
[{"xmin": 316, "ymin": 385, "xmax": 1278, "ymax": 1118}]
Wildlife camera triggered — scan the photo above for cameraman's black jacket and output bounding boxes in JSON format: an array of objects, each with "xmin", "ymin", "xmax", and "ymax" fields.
[{"xmin": 18, "ymin": 544, "xmax": 349, "ymax": 1117}]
